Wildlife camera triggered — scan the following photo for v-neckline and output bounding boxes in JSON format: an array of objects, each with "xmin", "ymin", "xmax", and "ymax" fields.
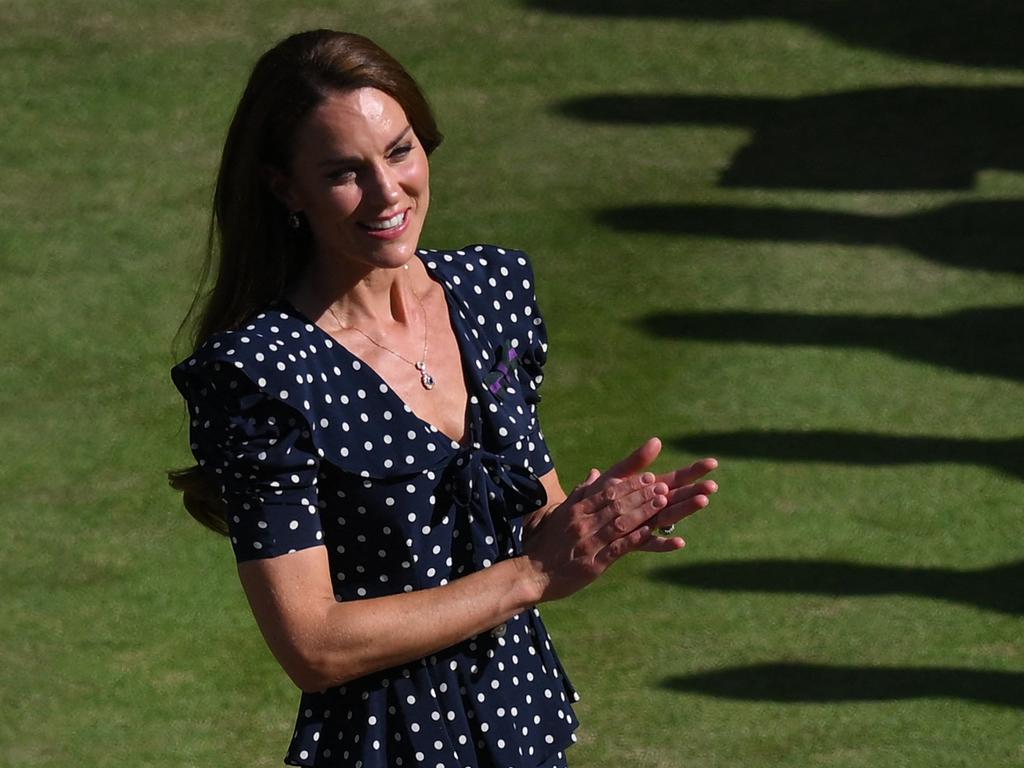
[{"xmin": 280, "ymin": 253, "xmax": 480, "ymax": 449}]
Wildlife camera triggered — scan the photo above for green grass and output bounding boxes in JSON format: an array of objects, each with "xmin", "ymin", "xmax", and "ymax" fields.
[{"xmin": 2, "ymin": 1, "xmax": 1021, "ymax": 766}]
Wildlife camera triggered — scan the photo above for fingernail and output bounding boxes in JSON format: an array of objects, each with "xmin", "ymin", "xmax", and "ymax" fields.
[{"xmin": 641, "ymin": 472, "xmax": 655, "ymax": 484}]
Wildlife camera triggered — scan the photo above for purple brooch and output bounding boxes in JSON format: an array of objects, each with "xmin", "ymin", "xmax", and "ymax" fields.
[{"xmin": 484, "ymin": 343, "xmax": 520, "ymax": 397}]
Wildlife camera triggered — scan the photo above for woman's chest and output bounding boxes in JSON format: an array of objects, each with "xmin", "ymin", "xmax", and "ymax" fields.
[{"xmin": 332, "ymin": 288, "xmax": 471, "ymax": 445}]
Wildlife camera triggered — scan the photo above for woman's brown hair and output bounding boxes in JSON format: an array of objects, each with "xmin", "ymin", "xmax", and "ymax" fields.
[{"xmin": 169, "ymin": 30, "xmax": 443, "ymax": 535}]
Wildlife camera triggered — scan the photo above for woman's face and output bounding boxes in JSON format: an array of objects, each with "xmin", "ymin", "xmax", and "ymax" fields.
[{"xmin": 277, "ymin": 87, "xmax": 430, "ymax": 274}]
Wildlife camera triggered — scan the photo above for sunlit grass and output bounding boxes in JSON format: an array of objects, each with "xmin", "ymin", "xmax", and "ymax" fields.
[{"xmin": 2, "ymin": 1, "xmax": 1021, "ymax": 766}]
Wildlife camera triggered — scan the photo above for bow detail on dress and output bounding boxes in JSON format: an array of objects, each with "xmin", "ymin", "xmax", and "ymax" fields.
[{"xmin": 437, "ymin": 445, "xmax": 547, "ymax": 566}]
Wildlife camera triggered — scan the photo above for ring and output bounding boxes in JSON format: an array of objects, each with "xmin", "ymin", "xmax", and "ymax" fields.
[{"xmin": 656, "ymin": 524, "xmax": 676, "ymax": 536}]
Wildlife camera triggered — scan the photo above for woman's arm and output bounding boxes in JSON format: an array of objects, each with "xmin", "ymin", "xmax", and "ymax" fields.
[
  {"xmin": 237, "ymin": 457, "xmax": 668, "ymax": 692},
  {"xmin": 238, "ymin": 543, "xmax": 540, "ymax": 692}
]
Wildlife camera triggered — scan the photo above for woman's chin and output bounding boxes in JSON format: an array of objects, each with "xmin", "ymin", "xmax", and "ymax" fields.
[{"xmin": 349, "ymin": 237, "xmax": 422, "ymax": 273}]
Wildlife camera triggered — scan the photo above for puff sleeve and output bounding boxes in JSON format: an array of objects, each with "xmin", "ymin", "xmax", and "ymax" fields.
[
  {"xmin": 516, "ymin": 255, "xmax": 554, "ymax": 476},
  {"xmin": 173, "ymin": 361, "xmax": 324, "ymax": 562},
  {"xmin": 476, "ymin": 246, "xmax": 555, "ymax": 478}
]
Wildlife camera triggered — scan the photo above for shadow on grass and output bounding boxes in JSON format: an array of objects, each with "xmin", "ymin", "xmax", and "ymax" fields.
[
  {"xmin": 639, "ymin": 307, "xmax": 1024, "ymax": 382},
  {"xmin": 598, "ymin": 201, "xmax": 1024, "ymax": 275},
  {"xmin": 524, "ymin": 0, "xmax": 1024, "ymax": 69},
  {"xmin": 662, "ymin": 663, "xmax": 1024, "ymax": 708},
  {"xmin": 669, "ymin": 431, "xmax": 1024, "ymax": 481},
  {"xmin": 651, "ymin": 559, "xmax": 1024, "ymax": 615},
  {"xmin": 557, "ymin": 87, "xmax": 1024, "ymax": 190}
]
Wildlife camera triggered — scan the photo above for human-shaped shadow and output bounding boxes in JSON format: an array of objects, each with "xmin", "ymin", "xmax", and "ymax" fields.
[
  {"xmin": 662, "ymin": 664, "xmax": 1024, "ymax": 708},
  {"xmin": 651, "ymin": 558, "xmax": 1024, "ymax": 615},
  {"xmin": 670, "ymin": 431, "xmax": 1024, "ymax": 481},
  {"xmin": 558, "ymin": 87, "xmax": 1024, "ymax": 190},
  {"xmin": 524, "ymin": 0, "xmax": 1024, "ymax": 69},
  {"xmin": 639, "ymin": 306, "xmax": 1024, "ymax": 382},
  {"xmin": 598, "ymin": 200, "xmax": 1024, "ymax": 275}
]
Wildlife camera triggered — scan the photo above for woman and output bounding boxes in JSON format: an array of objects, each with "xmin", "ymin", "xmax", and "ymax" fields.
[{"xmin": 170, "ymin": 30, "xmax": 718, "ymax": 768}]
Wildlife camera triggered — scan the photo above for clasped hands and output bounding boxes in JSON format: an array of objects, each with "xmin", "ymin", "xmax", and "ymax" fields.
[{"xmin": 520, "ymin": 437, "xmax": 718, "ymax": 603}]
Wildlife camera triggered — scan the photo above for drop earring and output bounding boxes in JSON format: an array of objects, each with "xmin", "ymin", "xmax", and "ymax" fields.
[{"xmin": 288, "ymin": 211, "xmax": 301, "ymax": 229}]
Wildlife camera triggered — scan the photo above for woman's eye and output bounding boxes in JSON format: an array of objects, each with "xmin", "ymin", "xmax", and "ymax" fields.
[
  {"xmin": 389, "ymin": 144, "xmax": 413, "ymax": 160},
  {"xmin": 326, "ymin": 169, "xmax": 356, "ymax": 183}
]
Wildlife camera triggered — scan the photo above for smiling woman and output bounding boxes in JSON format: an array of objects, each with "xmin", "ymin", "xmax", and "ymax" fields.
[
  {"xmin": 267, "ymin": 89, "xmax": 430, "ymax": 273},
  {"xmin": 167, "ymin": 29, "xmax": 718, "ymax": 768}
]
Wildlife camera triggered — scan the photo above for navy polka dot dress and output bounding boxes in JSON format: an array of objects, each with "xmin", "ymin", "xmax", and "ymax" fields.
[{"xmin": 172, "ymin": 246, "xmax": 578, "ymax": 768}]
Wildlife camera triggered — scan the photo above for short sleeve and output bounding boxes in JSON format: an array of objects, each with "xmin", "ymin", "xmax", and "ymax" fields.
[
  {"xmin": 174, "ymin": 362, "xmax": 324, "ymax": 562},
  {"xmin": 506, "ymin": 249, "xmax": 554, "ymax": 477},
  {"xmin": 520, "ymin": 256, "xmax": 552, "ymax": 479}
]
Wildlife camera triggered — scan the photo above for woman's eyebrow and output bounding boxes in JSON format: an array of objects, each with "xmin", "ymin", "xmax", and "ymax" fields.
[
  {"xmin": 386, "ymin": 125, "xmax": 413, "ymax": 151},
  {"xmin": 317, "ymin": 125, "xmax": 413, "ymax": 167}
]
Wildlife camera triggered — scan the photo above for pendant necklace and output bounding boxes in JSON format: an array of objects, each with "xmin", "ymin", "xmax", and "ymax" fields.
[{"xmin": 327, "ymin": 287, "xmax": 435, "ymax": 390}]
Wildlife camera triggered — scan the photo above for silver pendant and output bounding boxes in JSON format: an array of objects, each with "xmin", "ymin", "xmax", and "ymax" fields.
[{"xmin": 416, "ymin": 361, "xmax": 435, "ymax": 390}]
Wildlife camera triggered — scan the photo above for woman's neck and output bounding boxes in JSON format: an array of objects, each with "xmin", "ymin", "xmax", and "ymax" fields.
[{"xmin": 290, "ymin": 254, "xmax": 426, "ymax": 332}]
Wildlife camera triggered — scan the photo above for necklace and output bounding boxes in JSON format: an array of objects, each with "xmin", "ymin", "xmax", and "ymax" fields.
[{"xmin": 326, "ymin": 288, "xmax": 435, "ymax": 390}]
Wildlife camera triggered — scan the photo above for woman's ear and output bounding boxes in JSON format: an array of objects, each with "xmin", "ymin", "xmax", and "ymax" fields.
[{"xmin": 261, "ymin": 165, "xmax": 300, "ymax": 212}]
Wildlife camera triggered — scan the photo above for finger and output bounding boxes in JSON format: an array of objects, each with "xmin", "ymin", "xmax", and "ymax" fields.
[
  {"xmin": 636, "ymin": 534, "xmax": 686, "ymax": 553},
  {"xmin": 604, "ymin": 484, "xmax": 669, "ymax": 537},
  {"xmin": 665, "ymin": 479, "xmax": 718, "ymax": 506},
  {"xmin": 589, "ymin": 479, "xmax": 670, "ymax": 545},
  {"xmin": 602, "ymin": 437, "xmax": 663, "ymax": 482},
  {"xmin": 575, "ymin": 469, "xmax": 663, "ymax": 519},
  {"xmin": 651, "ymin": 493, "xmax": 711, "ymax": 529},
  {"xmin": 656, "ymin": 458, "xmax": 718, "ymax": 489},
  {"xmin": 569, "ymin": 439, "xmax": 662, "ymax": 505},
  {"xmin": 596, "ymin": 524, "xmax": 653, "ymax": 567},
  {"xmin": 565, "ymin": 467, "xmax": 602, "ymax": 506}
]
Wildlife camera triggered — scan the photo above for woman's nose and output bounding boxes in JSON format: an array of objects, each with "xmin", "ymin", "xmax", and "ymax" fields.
[{"xmin": 367, "ymin": 163, "xmax": 401, "ymax": 206}]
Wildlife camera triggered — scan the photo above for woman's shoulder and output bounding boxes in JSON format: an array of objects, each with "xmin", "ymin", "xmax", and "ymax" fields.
[
  {"xmin": 171, "ymin": 303, "xmax": 344, "ymax": 407},
  {"xmin": 175, "ymin": 304, "xmax": 325, "ymax": 370},
  {"xmin": 417, "ymin": 244, "xmax": 537, "ymax": 279},
  {"xmin": 417, "ymin": 244, "xmax": 541, "ymax": 312}
]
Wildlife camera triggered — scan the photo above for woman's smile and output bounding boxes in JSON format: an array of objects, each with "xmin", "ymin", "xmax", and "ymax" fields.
[
  {"xmin": 360, "ymin": 208, "xmax": 410, "ymax": 238},
  {"xmin": 276, "ymin": 87, "xmax": 430, "ymax": 271}
]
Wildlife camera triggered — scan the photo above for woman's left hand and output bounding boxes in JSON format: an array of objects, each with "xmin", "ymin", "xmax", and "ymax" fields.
[
  {"xmin": 638, "ymin": 454, "xmax": 719, "ymax": 551},
  {"xmin": 532, "ymin": 437, "xmax": 718, "ymax": 553}
]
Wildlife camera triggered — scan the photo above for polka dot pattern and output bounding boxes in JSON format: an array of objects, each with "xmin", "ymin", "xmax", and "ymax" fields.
[{"xmin": 172, "ymin": 246, "xmax": 577, "ymax": 767}]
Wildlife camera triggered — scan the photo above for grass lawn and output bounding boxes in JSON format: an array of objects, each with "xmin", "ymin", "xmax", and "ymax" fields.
[{"xmin": 2, "ymin": 1, "xmax": 1021, "ymax": 766}]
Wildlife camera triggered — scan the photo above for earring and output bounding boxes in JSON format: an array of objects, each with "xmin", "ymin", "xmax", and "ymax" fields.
[{"xmin": 287, "ymin": 211, "xmax": 301, "ymax": 229}]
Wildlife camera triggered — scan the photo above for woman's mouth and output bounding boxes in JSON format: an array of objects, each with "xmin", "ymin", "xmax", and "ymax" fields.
[{"xmin": 361, "ymin": 210, "xmax": 408, "ymax": 236}]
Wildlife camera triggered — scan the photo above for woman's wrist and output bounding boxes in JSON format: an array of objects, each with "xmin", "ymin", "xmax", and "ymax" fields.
[
  {"xmin": 507, "ymin": 554, "xmax": 548, "ymax": 608},
  {"xmin": 523, "ymin": 500, "xmax": 560, "ymax": 539}
]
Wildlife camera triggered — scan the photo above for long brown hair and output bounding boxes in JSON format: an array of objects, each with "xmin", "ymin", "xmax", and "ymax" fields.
[{"xmin": 170, "ymin": 30, "xmax": 443, "ymax": 535}]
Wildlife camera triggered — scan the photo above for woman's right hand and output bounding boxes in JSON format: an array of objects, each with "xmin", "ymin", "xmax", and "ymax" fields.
[{"xmin": 518, "ymin": 440, "xmax": 674, "ymax": 603}]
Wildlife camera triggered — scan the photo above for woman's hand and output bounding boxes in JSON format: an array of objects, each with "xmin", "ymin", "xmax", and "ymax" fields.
[
  {"xmin": 640, "ymin": 453, "xmax": 719, "ymax": 552},
  {"xmin": 519, "ymin": 437, "xmax": 718, "ymax": 603}
]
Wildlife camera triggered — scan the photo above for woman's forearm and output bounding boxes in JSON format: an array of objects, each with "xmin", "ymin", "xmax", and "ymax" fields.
[{"xmin": 239, "ymin": 548, "xmax": 544, "ymax": 692}]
